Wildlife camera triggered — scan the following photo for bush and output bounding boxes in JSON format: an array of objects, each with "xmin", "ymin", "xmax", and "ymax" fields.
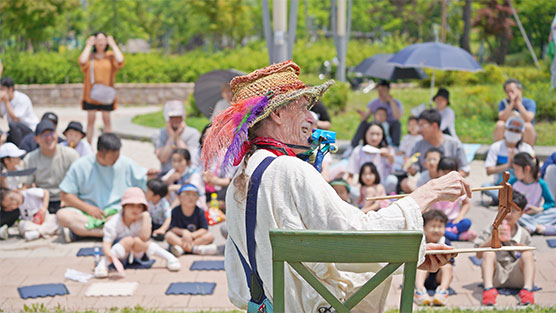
[{"xmin": 321, "ymin": 82, "xmax": 350, "ymax": 113}]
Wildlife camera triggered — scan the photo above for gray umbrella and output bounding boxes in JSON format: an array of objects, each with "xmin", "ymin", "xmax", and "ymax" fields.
[
  {"xmin": 354, "ymin": 53, "xmax": 426, "ymax": 80},
  {"xmin": 193, "ymin": 69, "xmax": 245, "ymax": 118}
]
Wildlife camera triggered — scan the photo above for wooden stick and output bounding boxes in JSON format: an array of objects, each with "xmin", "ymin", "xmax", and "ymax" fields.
[
  {"xmin": 366, "ymin": 186, "xmax": 504, "ymax": 201},
  {"xmin": 425, "ymin": 245, "xmax": 535, "ymax": 255}
]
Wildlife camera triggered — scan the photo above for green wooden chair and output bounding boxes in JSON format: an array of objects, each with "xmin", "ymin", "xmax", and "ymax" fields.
[{"xmin": 270, "ymin": 229, "xmax": 423, "ymax": 313}]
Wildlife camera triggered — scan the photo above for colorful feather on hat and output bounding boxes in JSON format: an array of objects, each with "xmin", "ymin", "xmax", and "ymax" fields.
[{"xmin": 202, "ymin": 94, "xmax": 270, "ymax": 174}]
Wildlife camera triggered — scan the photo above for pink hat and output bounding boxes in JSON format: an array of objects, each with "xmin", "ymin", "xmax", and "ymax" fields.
[{"xmin": 121, "ymin": 187, "xmax": 148, "ymax": 210}]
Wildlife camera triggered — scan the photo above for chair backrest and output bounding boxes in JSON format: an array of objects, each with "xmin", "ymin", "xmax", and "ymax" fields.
[{"xmin": 270, "ymin": 229, "xmax": 423, "ymax": 313}]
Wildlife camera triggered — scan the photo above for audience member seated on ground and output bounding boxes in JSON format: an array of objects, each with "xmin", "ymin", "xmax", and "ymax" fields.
[
  {"xmin": 373, "ymin": 107, "xmax": 393, "ymax": 145},
  {"xmin": 145, "ymin": 178, "xmax": 171, "ymax": 241},
  {"xmin": 19, "ymin": 112, "xmax": 63, "ymax": 153},
  {"xmin": 510, "ymin": 152, "xmax": 556, "ymax": 235},
  {"xmin": 540, "ymin": 152, "xmax": 556, "ymax": 201},
  {"xmin": 353, "ymin": 80, "xmax": 403, "ymax": 147},
  {"xmin": 399, "ymin": 115, "xmax": 422, "ymax": 160},
  {"xmin": 429, "ymin": 157, "xmax": 476, "ymax": 242},
  {"xmin": 211, "ymin": 84, "xmax": 232, "ymax": 120},
  {"xmin": 414, "ymin": 210, "xmax": 453, "ymax": 307},
  {"xmin": 433, "ymin": 87, "xmax": 458, "ymax": 140},
  {"xmin": 62, "ymin": 121, "xmax": 93, "ymax": 157},
  {"xmin": 0, "ymin": 77, "xmax": 39, "ymax": 146},
  {"xmin": 482, "ymin": 117, "xmax": 534, "ymax": 205},
  {"xmin": 474, "ymin": 191, "xmax": 535, "ymax": 306},
  {"xmin": 358, "ymin": 162, "xmax": 386, "ymax": 213},
  {"xmin": 347, "ymin": 122, "xmax": 397, "ymax": 194},
  {"xmin": 329, "ymin": 179, "xmax": 351, "ymax": 204},
  {"xmin": 165, "ymin": 184, "xmax": 217, "ymax": 256},
  {"xmin": 94, "ymin": 187, "xmax": 180, "ymax": 278},
  {"xmin": 0, "ymin": 142, "xmax": 26, "ymax": 189},
  {"xmin": 22, "ymin": 119, "xmax": 79, "ymax": 214},
  {"xmin": 161, "ymin": 148, "xmax": 206, "ymax": 209},
  {"xmin": 153, "ymin": 100, "xmax": 201, "ymax": 174},
  {"xmin": 56, "ymin": 133, "xmax": 148, "ymax": 242},
  {"xmin": 0, "ymin": 187, "xmax": 57, "ymax": 241},
  {"xmin": 310, "ymin": 99, "xmax": 332, "ymax": 130},
  {"xmin": 416, "ymin": 147, "xmax": 443, "ymax": 188},
  {"xmin": 494, "ymin": 79, "xmax": 536, "ymax": 146},
  {"xmin": 410, "ymin": 109, "xmax": 469, "ymax": 177}
]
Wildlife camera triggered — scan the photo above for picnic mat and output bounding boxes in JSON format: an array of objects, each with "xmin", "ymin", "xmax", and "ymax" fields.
[
  {"xmin": 76, "ymin": 247, "xmax": 104, "ymax": 257},
  {"xmin": 18, "ymin": 283, "xmax": 69, "ymax": 299},
  {"xmin": 190, "ymin": 260, "xmax": 225, "ymax": 271},
  {"xmin": 85, "ymin": 282, "xmax": 138, "ymax": 297},
  {"xmin": 478, "ymin": 283, "xmax": 542, "ymax": 295},
  {"xmin": 547, "ymin": 239, "xmax": 556, "ymax": 248},
  {"xmin": 463, "ymin": 143, "xmax": 482, "ymax": 163},
  {"xmin": 166, "ymin": 282, "xmax": 216, "ymax": 295},
  {"xmin": 108, "ymin": 256, "xmax": 155, "ymax": 270}
]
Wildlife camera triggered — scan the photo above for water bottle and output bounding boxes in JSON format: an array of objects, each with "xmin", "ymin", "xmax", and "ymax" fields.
[
  {"xmin": 93, "ymin": 246, "xmax": 101, "ymax": 266},
  {"xmin": 210, "ymin": 193, "xmax": 219, "ymax": 210}
]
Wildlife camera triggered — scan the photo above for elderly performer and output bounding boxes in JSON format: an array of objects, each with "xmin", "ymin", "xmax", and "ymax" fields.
[{"xmin": 202, "ymin": 61, "xmax": 467, "ymax": 313}]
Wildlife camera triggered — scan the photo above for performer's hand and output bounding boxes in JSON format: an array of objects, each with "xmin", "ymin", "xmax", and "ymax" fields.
[
  {"xmin": 418, "ymin": 243, "xmax": 457, "ymax": 272},
  {"xmin": 431, "ymin": 171, "xmax": 471, "ymax": 202}
]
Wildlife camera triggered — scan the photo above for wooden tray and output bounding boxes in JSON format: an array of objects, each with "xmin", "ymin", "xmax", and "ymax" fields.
[{"xmin": 425, "ymin": 246, "xmax": 536, "ymax": 255}]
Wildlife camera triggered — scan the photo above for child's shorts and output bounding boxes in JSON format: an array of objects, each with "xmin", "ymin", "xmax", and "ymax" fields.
[{"xmin": 494, "ymin": 261, "xmax": 524, "ymax": 289}]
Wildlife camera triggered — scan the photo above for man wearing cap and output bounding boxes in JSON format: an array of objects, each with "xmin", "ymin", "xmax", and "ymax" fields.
[
  {"xmin": 152, "ymin": 100, "xmax": 201, "ymax": 174},
  {"xmin": 494, "ymin": 79, "xmax": 537, "ymax": 146},
  {"xmin": 483, "ymin": 116, "xmax": 534, "ymax": 204},
  {"xmin": 0, "ymin": 77, "xmax": 39, "ymax": 146},
  {"xmin": 22, "ymin": 119, "xmax": 80, "ymax": 213},
  {"xmin": 202, "ymin": 61, "xmax": 466, "ymax": 313},
  {"xmin": 353, "ymin": 80, "xmax": 403, "ymax": 147},
  {"xmin": 19, "ymin": 112, "xmax": 64, "ymax": 153},
  {"xmin": 433, "ymin": 87, "xmax": 458, "ymax": 140},
  {"xmin": 56, "ymin": 133, "xmax": 148, "ymax": 242}
]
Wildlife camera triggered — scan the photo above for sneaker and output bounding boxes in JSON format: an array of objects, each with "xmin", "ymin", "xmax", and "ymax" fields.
[
  {"xmin": 519, "ymin": 288, "xmax": 534, "ymax": 305},
  {"xmin": 170, "ymin": 245, "xmax": 184, "ymax": 257},
  {"xmin": 432, "ymin": 288, "xmax": 449, "ymax": 306},
  {"xmin": 94, "ymin": 263, "xmax": 108, "ymax": 278},
  {"xmin": 193, "ymin": 243, "xmax": 218, "ymax": 255},
  {"xmin": 62, "ymin": 227, "xmax": 78, "ymax": 243},
  {"xmin": 459, "ymin": 230, "xmax": 477, "ymax": 241},
  {"xmin": 482, "ymin": 288, "xmax": 498, "ymax": 306},
  {"xmin": 414, "ymin": 289, "xmax": 431, "ymax": 306},
  {"xmin": 0, "ymin": 224, "xmax": 8, "ymax": 240},
  {"xmin": 24, "ymin": 230, "xmax": 40, "ymax": 241},
  {"xmin": 167, "ymin": 258, "xmax": 181, "ymax": 272}
]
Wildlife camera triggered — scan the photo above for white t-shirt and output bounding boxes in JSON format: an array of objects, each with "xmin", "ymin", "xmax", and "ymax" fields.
[
  {"xmin": 225, "ymin": 150, "xmax": 425, "ymax": 313},
  {"xmin": 0, "ymin": 91, "xmax": 39, "ymax": 131},
  {"xmin": 62, "ymin": 139, "xmax": 93, "ymax": 157},
  {"xmin": 485, "ymin": 140, "xmax": 534, "ymax": 184},
  {"xmin": 18, "ymin": 188, "xmax": 45, "ymax": 221},
  {"xmin": 103, "ymin": 212, "xmax": 144, "ymax": 243}
]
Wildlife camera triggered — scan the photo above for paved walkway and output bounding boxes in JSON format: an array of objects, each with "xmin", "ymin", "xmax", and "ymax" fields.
[{"xmin": 1, "ymin": 105, "xmax": 555, "ymax": 311}]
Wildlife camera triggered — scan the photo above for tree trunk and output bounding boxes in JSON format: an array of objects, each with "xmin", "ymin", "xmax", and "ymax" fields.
[
  {"xmin": 460, "ymin": 0, "xmax": 472, "ymax": 52},
  {"xmin": 494, "ymin": 36, "xmax": 509, "ymax": 65}
]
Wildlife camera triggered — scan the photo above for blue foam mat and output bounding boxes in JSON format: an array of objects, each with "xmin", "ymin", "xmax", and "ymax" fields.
[
  {"xmin": 547, "ymin": 239, "xmax": 556, "ymax": 248},
  {"xmin": 76, "ymin": 247, "xmax": 104, "ymax": 257},
  {"xmin": 190, "ymin": 260, "xmax": 225, "ymax": 271},
  {"xmin": 108, "ymin": 256, "xmax": 155, "ymax": 270},
  {"xmin": 426, "ymin": 287, "xmax": 457, "ymax": 296},
  {"xmin": 479, "ymin": 283, "xmax": 542, "ymax": 295},
  {"xmin": 18, "ymin": 283, "xmax": 69, "ymax": 299},
  {"xmin": 166, "ymin": 282, "xmax": 216, "ymax": 295}
]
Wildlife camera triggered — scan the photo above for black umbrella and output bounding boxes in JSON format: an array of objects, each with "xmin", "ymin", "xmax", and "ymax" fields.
[
  {"xmin": 354, "ymin": 53, "xmax": 427, "ymax": 80},
  {"xmin": 193, "ymin": 69, "xmax": 245, "ymax": 118}
]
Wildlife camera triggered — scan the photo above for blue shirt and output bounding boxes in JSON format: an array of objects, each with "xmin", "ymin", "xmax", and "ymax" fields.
[
  {"xmin": 59, "ymin": 154, "xmax": 147, "ymax": 210},
  {"xmin": 498, "ymin": 98, "xmax": 536, "ymax": 123},
  {"xmin": 169, "ymin": 205, "xmax": 208, "ymax": 232}
]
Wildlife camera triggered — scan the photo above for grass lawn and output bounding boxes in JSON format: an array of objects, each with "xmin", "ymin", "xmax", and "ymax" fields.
[{"xmin": 132, "ymin": 86, "xmax": 556, "ymax": 146}]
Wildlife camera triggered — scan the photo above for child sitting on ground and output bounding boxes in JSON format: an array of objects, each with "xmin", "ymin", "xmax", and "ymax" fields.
[
  {"xmin": 414, "ymin": 210, "xmax": 453, "ymax": 306},
  {"xmin": 399, "ymin": 116, "xmax": 422, "ymax": 160},
  {"xmin": 62, "ymin": 121, "xmax": 93, "ymax": 157},
  {"xmin": 162, "ymin": 148, "xmax": 206, "ymax": 209},
  {"xmin": 0, "ymin": 142, "xmax": 26, "ymax": 189},
  {"xmin": 430, "ymin": 157, "xmax": 476, "ymax": 241},
  {"xmin": 166, "ymin": 184, "xmax": 217, "ymax": 256},
  {"xmin": 146, "ymin": 178, "xmax": 171, "ymax": 241},
  {"xmin": 373, "ymin": 107, "xmax": 392, "ymax": 146},
  {"xmin": 94, "ymin": 187, "xmax": 180, "ymax": 278},
  {"xmin": 474, "ymin": 190, "xmax": 535, "ymax": 306},
  {"xmin": 0, "ymin": 187, "xmax": 57, "ymax": 241},
  {"xmin": 416, "ymin": 147, "xmax": 443, "ymax": 188},
  {"xmin": 357, "ymin": 162, "xmax": 386, "ymax": 213},
  {"xmin": 511, "ymin": 152, "xmax": 556, "ymax": 235},
  {"xmin": 330, "ymin": 179, "xmax": 351, "ymax": 203}
]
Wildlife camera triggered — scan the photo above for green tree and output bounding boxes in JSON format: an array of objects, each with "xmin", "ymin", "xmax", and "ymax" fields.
[{"xmin": 510, "ymin": 0, "xmax": 556, "ymax": 57}]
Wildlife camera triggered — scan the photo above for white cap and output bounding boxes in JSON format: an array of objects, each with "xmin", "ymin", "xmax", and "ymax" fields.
[
  {"xmin": 163, "ymin": 100, "xmax": 185, "ymax": 121},
  {"xmin": 0, "ymin": 143, "xmax": 26, "ymax": 158}
]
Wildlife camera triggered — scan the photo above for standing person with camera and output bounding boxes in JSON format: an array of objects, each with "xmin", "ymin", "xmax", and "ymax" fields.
[{"xmin": 78, "ymin": 32, "xmax": 124, "ymax": 143}]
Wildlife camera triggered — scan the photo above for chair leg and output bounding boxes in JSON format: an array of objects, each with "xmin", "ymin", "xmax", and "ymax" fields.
[
  {"xmin": 400, "ymin": 262, "xmax": 417, "ymax": 313},
  {"xmin": 273, "ymin": 260, "xmax": 285, "ymax": 313}
]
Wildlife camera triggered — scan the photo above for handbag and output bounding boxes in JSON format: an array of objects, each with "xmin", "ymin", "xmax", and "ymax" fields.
[{"xmin": 89, "ymin": 57, "xmax": 116, "ymax": 104}]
